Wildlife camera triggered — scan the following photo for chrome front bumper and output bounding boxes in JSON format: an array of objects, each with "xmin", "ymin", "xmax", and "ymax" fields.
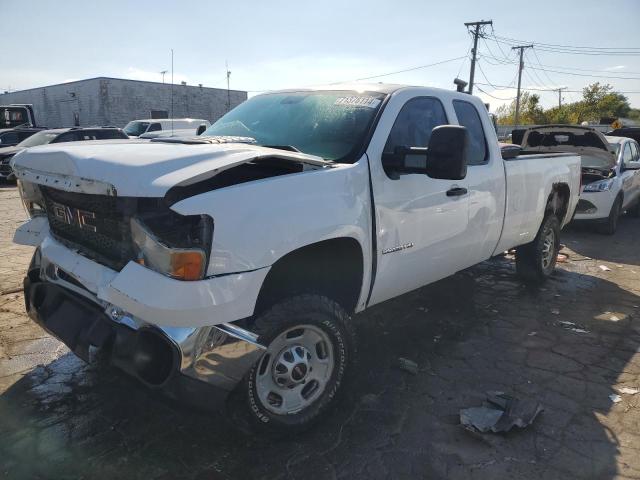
[{"xmin": 24, "ymin": 249, "xmax": 265, "ymax": 406}]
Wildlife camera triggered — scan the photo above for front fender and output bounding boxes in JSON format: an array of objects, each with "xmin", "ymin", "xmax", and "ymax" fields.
[{"xmin": 171, "ymin": 159, "xmax": 373, "ymax": 279}]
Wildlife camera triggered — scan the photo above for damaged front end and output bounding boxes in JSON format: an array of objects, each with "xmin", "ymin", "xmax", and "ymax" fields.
[
  {"xmin": 23, "ymin": 245, "xmax": 266, "ymax": 408},
  {"xmin": 10, "ymin": 140, "xmax": 332, "ymax": 405}
]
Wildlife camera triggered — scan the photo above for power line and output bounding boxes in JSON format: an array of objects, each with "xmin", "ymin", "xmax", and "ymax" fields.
[
  {"xmin": 488, "ymin": 35, "xmax": 640, "ymax": 56},
  {"xmin": 475, "ymin": 82, "xmax": 640, "ymax": 94},
  {"xmin": 477, "ymin": 51, "xmax": 640, "ymax": 80},
  {"xmin": 475, "ymin": 85, "xmax": 517, "ymax": 101},
  {"xmin": 491, "ymin": 34, "xmax": 640, "ymax": 52},
  {"xmin": 332, "ymin": 55, "xmax": 468, "ymax": 83}
]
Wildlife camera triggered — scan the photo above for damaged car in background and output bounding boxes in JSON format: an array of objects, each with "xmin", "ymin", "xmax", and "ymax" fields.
[
  {"xmin": 12, "ymin": 84, "xmax": 580, "ymax": 432},
  {"xmin": 518, "ymin": 125, "xmax": 640, "ymax": 234}
]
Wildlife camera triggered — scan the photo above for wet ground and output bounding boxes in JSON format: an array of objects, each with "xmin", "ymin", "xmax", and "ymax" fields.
[{"xmin": 1, "ymin": 183, "xmax": 639, "ymax": 479}]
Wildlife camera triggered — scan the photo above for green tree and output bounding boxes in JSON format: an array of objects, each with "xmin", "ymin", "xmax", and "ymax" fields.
[
  {"xmin": 495, "ymin": 83, "xmax": 633, "ymax": 126},
  {"xmin": 496, "ymin": 92, "xmax": 547, "ymax": 125}
]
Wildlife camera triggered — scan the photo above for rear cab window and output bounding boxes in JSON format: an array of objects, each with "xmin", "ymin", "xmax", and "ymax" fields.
[{"xmin": 452, "ymin": 100, "xmax": 488, "ymax": 166}]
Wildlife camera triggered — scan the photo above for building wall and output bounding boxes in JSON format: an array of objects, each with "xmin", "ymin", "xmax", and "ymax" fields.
[{"xmin": 0, "ymin": 77, "xmax": 247, "ymax": 128}]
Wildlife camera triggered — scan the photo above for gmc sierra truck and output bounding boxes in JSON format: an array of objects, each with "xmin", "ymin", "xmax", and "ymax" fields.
[{"xmin": 12, "ymin": 84, "xmax": 581, "ymax": 432}]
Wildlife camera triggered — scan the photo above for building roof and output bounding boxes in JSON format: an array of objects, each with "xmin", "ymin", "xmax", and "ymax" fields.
[{"xmin": 0, "ymin": 76, "xmax": 246, "ymax": 96}]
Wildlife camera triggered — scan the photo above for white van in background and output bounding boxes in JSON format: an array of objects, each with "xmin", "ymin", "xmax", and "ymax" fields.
[{"xmin": 123, "ymin": 118, "xmax": 210, "ymax": 138}]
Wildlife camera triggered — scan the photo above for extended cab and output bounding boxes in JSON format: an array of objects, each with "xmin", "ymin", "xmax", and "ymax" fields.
[{"xmin": 12, "ymin": 85, "xmax": 580, "ymax": 431}]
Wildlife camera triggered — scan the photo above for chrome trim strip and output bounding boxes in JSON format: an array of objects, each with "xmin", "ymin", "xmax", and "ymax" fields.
[{"xmin": 215, "ymin": 322, "xmax": 265, "ymax": 349}]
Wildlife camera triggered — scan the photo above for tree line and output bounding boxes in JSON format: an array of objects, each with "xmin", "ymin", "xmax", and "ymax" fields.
[{"xmin": 495, "ymin": 82, "xmax": 640, "ymax": 126}]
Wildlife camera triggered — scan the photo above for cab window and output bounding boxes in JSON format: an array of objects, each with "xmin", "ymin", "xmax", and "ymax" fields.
[
  {"xmin": 148, "ymin": 123, "xmax": 162, "ymax": 132},
  {"xmin": 453, "ymin": 100, "xmax": 488, "ymax": 166},
  {"xmin": 383, "ymin": 97, "xmax": 448, "ymax": 175}
]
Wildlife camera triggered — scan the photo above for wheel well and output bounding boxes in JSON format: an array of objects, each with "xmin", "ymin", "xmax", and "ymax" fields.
[
  {"xmin": 546, "ymin": 183, "xmax": 571, "ymax": 223},
  {"xmin": 254, "ymin": 238, "xmax": 364, "ymax": 316}
]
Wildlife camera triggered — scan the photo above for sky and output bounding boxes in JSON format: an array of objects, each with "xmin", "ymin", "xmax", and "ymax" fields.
[{"xmin": 1, "ymin": 0, "xmax": 640, "ymax": 113}]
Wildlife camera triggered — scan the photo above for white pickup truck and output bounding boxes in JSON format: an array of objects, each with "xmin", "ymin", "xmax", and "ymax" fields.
[{"xmin": 12, "ymin": 84, "xmax": 580, "ymax": 432}]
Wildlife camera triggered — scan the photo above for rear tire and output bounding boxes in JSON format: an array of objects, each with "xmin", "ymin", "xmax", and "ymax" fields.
[
  {"xmin": 598, "ymin": 196, "xmax": 622, "ymax": 235},
  {"xmin": 516, "ymin": 214, "xmax": 560, "ymax": 283},
  {"xmin": 242, "ymin": 294, "xmax": 356, "ymax": 433}
]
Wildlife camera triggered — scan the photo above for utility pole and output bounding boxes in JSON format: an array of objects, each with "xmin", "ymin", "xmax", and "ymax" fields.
[
  {"xmin": 226, "ymin": 61, "xmax": 231, "ymax": 112},
  {"xmin": 160, "ymin": 70, "xmax": 167, "ymax": 84},
  {"xmin": 464, "ymin": 20, "xmax": 492, "ymax": 95},
  {"xmin": 512, "ymin": 44, "xmax": 534, "ymax": 126},
  {"xmin": 170, "ymin": 49, "xmax": 174, "ymax": 133},
  {"xmin": 556, "ymin": 87, "xmax": 567, "ymax": 109}
]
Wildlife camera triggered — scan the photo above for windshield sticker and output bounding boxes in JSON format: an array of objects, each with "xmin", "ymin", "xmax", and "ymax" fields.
[{"xmin": 334, "ymin": 96, "xmax": 381, "ymax": 109}]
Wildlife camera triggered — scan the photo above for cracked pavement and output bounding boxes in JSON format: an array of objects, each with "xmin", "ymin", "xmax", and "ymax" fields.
[{"xmin": 1, "ymin": 183, "xmax": 639, "ymax": 479}]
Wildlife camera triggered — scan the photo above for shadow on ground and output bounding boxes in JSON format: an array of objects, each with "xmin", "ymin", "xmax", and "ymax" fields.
[
  {"xmin": 566, "ymin": 214, "xmax": 640, "ymax": 266},
  {"xmin": 1, "ymin": 229, "xmax": 639, "ymax": 479}
]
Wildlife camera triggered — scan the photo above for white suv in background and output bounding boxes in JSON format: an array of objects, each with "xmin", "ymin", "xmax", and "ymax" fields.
[
  {"xmin": 123, "ymin": 118, "xmax": 210, "ymax": 138},
  {"xmin": 574, "ymin": 135, "xmax": 640, "ymax": 234}
]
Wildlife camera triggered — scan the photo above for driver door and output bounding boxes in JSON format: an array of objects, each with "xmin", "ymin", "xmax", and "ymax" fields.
[{"xmin": 367, "ymin": 96, "xmax": 470, "ymax": 306}]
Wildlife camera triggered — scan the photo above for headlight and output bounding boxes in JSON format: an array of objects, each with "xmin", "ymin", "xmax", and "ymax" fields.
[
  {"xmin": 583, "ymin": 179, "xmax": 614, "ymax": 192},
  {"xmin": 130, "ymin": 214, "xmax": 212, "ymax": 281},
  {"xmin": 17, "ymin": 180, "xmax": 46, "ymax": 218}
]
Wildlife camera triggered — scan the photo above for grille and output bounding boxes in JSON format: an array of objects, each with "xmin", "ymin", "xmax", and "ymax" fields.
[{"xmin": 41, "ymin": 187, "xmax": 137, "ymax": 270}]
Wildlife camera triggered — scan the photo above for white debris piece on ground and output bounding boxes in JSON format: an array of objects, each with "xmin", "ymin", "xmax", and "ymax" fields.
[
  {"xmin": 557, "ymin": 321, "xmax": 590, "ymax": 334},
  {"xmin": 550, "ymin": 309, "xmax": 560, "ymax": 315},
  {"xmin": 528, "ymin": 332, "xmax": 537, "ymax": 336},
  {"xmin": 617, "ymin": 387, "xmax": 640, "ymax": 395},
  {"xmin": 610, "ymin": 394, "xmax": 622, "ymax": 403},
  {"xmin": 599, "ymin": 265, "xmax": 612, "ymax": 272}
]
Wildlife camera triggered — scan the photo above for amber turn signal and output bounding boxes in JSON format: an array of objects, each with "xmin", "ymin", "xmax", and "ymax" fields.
[{"xmin": 170, "ymin": 251, "xmax": 206, "ymax": 281}]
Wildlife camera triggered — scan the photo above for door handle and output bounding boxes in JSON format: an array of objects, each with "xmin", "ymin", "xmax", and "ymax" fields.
[{"xmin": 446, "ymin": 187, "xmax": 468, "ymax": 197}]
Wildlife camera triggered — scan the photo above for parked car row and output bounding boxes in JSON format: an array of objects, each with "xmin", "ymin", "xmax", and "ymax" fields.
[
  {"xmin": 0, "ymin": 126, "xmax": 129, "ymax": 181},
  {"xmin": 503, "ymin": 125, "xmax": 640, "ymax": 234},
  {"xmin": 0, "ymin": 117, "xmax": 212, "ymax": 181}
]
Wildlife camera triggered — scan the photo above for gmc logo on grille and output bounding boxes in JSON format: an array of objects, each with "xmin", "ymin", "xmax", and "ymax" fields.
[{"xmin": 50, "ymin": 202, "xmax": 97, "ymax": 232}]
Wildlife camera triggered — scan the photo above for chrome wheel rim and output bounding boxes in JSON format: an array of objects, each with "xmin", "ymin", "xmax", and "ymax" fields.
[
  {"xmin": 541, "ymin": 228, "xmax": 556, "ymax": 269},
  {"xmin": 255, "ymin": 325, "xmax": 334, "ymax": 415}
]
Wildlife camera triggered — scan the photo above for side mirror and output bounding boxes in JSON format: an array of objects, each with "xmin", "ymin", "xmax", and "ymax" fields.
[
  {"xmin": 196, "ymin": 124, "xmax": 207, "ymax": 136},
  {"xmin": 624, "ymin": 161, "xmax": 640, "ymax": 170},
  {"xmin": 424, "ymin": 125, "xmax": 469, "ymax": 180},
  {"xmin": 384, "ymin": 125, "xmax": 469, "ymax": 180}
]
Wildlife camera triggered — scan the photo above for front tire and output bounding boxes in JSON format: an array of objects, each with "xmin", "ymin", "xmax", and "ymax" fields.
[
  {"xmin": 516, "ymin": 214, "xmax": 560, "ymax": 283},
  {"xmin": 243, "ymin": 294, "xmax": 356, "ymax": 433},
  {"xmin": 598, "ymin": 196, "xmax": 622, "ymax": 235}
]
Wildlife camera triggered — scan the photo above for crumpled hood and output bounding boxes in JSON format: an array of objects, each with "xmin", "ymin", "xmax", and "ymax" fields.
[
  {"xmin": 521, "ymin": 125, "xmax": 615, "ymax": 168},
  {"xmin": 11, "ymin": 140, "xmax": 327, "ymax": 197}
]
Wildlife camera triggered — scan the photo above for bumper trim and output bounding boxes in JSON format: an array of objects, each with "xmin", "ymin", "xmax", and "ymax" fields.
[{"xmin": 23, "ymin": 250, "xmax": 265, "ymax": 408}]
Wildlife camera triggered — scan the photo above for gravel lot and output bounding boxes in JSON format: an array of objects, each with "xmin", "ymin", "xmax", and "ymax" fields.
[{"xmin": 1, "ymin": 183, "xmax": 639, "ymax": 480}]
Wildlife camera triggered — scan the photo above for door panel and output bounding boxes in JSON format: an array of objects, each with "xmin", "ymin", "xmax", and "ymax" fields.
[
  {"xmin": 452, "ymin": 100, "xmax": 505, "ymax": 266},
  {"xmin": 367, "ymin": 95, "xmax": 470, "ymax": 306}
]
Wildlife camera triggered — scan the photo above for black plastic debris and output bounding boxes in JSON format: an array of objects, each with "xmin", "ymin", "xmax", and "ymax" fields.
[{"xmin": 460, "ymin": 391, "xmax": 543, "ymax": 433}]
